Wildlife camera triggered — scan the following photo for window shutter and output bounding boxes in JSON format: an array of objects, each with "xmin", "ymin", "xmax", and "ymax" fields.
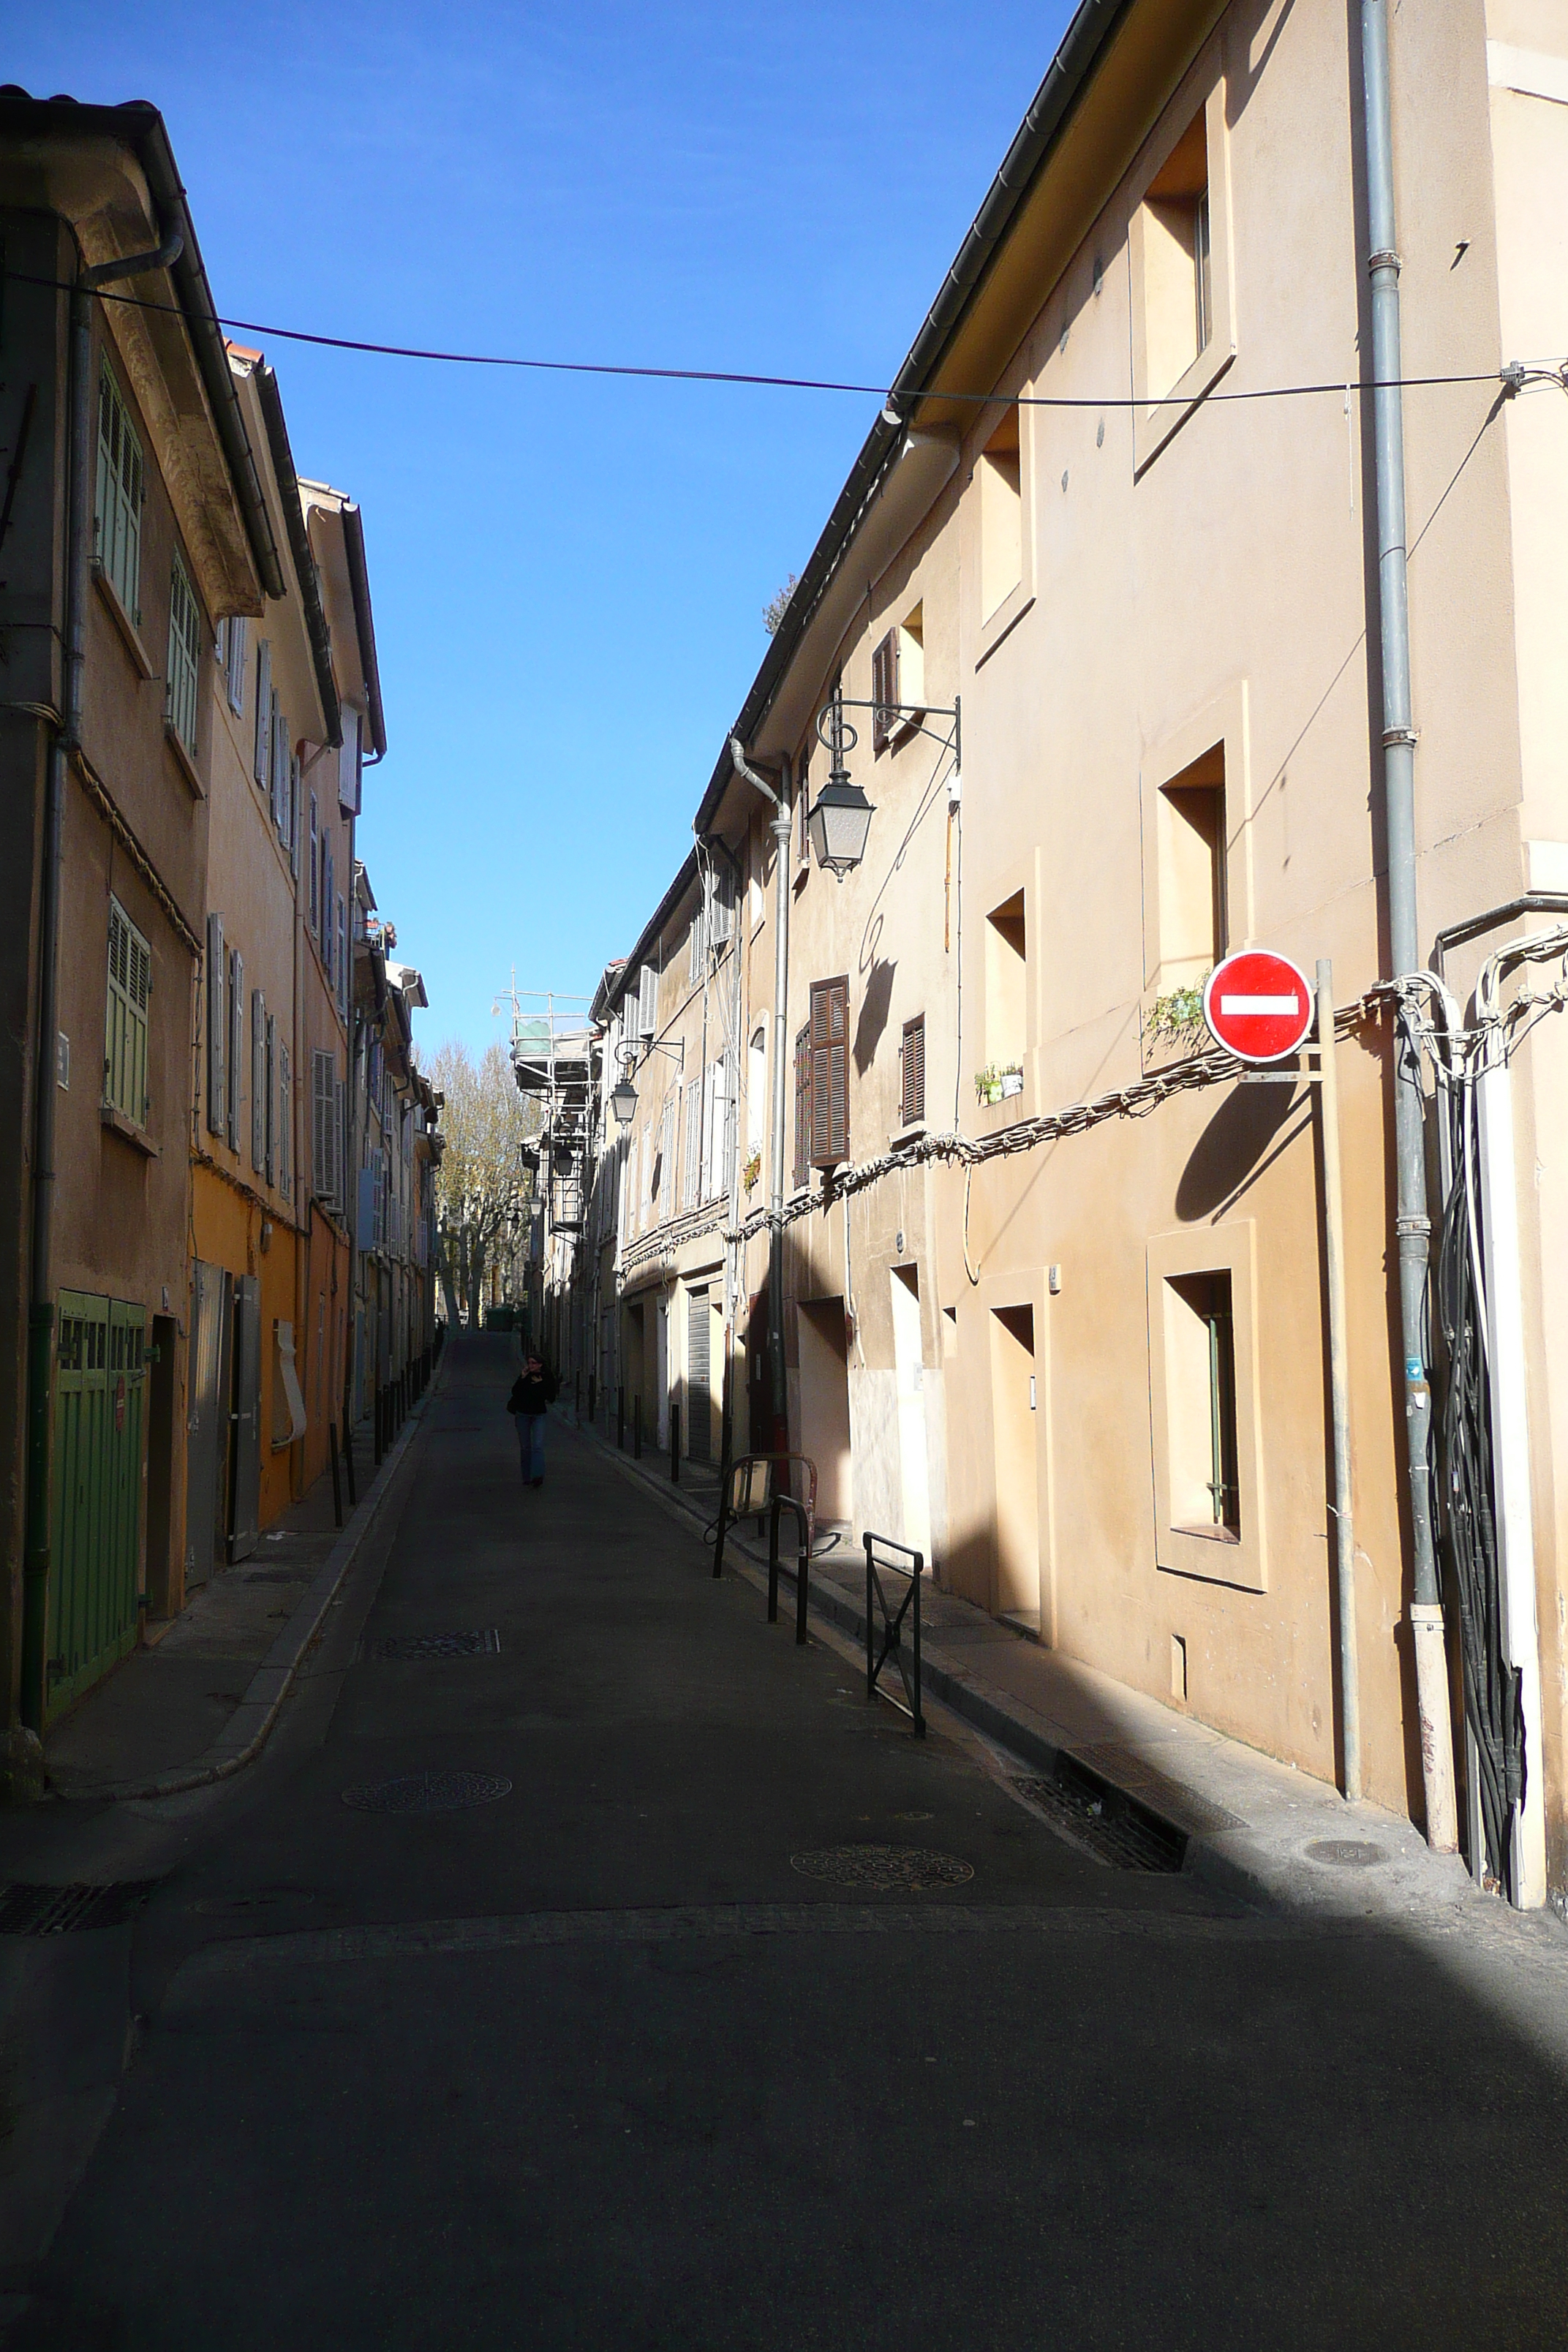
[
  {"xmin": 324, "ymin": 845, "xmax": 335, "ymax": 973},
  {"xmin": 872, "ymin": 631, "xmax": 898, "ymax": 755},
  {"xmin": 312, "ymin": 1049, "xmax": 330, "ymax": 1198},
  {"xmin": 288, "ymin": 754, "xmax": 301, "ymax": 874},
  {"xmin": 214, "ymin": 617, "xmax": 226, "ymax": 668},
  {"xmin": 227, "ymin": 949, "xmax": 244, "ymax": 1150},
  {"xmin": 309, "ymin": 796, "xmax": 318, "ymax": 927},
  {"xmin": 265, "ymin": 1011, "xmax": 277, "ymax": 1184},
  {"xmin": 709, "ymin": 864, "xmax": 734, "ymax": 949},
  {"xmin": 251, "ymin": 990, "xmax": 266, "ymax": 1171},
  {"xmin": 254, "ymin": 639, "xmax": 272, "ymax": 790},
  {"xmin": 638, "ymin": 963, "xmax": 657, "ymax": 1039},
  {"xmin": 270, "ymin": 696, "xmax": 284, "ymax": 828},
  {"xmin": 206, "ymin": 913, "xmax": 225, "ymax": 1137},
  {"xmin": 338, "ymin": 896, "xmax": 348, "ymax": 1017},
  {"xmin": 682, "ymin": 1080, "xmax": 701, "ymax": 1210},
  {"xmin": 227, "ymin": 614, "xmax": 246, "ymax": 715},
  {"xmin": 809, "ymin": 976, "xmax": 848, "ymax": 1168},
  {"xmin": 335, "ymin": 1075, "xmax": 346, "ymax": 1211},
  {"xmin": 279, "ymin": 1042, "xmax": 292, "ymax": 1199},
  {"xmin": 793, "ymin": 1023, "xmax": 810, "ymax": 1188},
  {"xmin": 689, "ymin": 893, "xmax": 705, "ymax": 984},
  {"xmin": 701, "ymin": 1061, "xmax": 718, "ymax": 1199},
  {"xmin": 901, "ymin": 1014, "xmax": 925, "ymax": 1128}
]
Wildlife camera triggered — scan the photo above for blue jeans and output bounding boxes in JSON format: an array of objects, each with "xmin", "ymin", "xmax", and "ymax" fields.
[{"xmin": 516, "ymin": 1412, "xmax": 546, "ymax": 1482}]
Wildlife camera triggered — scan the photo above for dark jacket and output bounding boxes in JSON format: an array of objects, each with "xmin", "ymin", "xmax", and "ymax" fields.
[{"xmin": 507, "ymin": 1362, "xmax": 558, "ymax": 1416}]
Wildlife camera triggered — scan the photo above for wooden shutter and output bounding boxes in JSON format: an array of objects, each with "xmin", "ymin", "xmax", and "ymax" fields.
[
  {"xmin": 278, "ymin": 1043, "xmax": 291, "ymax": 1199},
  {"xmin": 900, "ymin": 1014, "xmax": 926, "ymax": 1128},
  {"xmin": 308, "ymin": 796, "xmax": 318, "ymax": 927},
  {"xmin": 312, "ymin": 1049, "xmax": 331, "ymax": 1198},
  {"xmin": 265, "ymin": 1012, "xmax": 277, "ymax": 1184},
  {"xmin": 871, "ymin": 630, "xmax": 898, "ymax": 755},
  {"xmin": 793, "ymin": 1023, "xmax": 810, "ymax": 1188},
  {"xmin": 227, "ymin": 949, "xmax": 244, "ymax": 1150},
  {"xmin": 338, "ymin": 897, "xmax": 348, "ymax": 1017},
  {"xmin": 206, "ymin": 913, "xmax": 225, "ymax": 1137},
  {"xmin": 689, "ymin": 892, "xmax": 705, "ymax": 984},
  {"xmin": 252, "ymin": 990, "xmax": 266, "ymax": 1170},
  {"xmin": 324, "ymin": 845, "xmax": 335, "ymax": 971},
  {"xmin": 809, "ymin": 976, "xmax": 848, "ymax": 1167},
  {"xmin": 682, "ymin": 1079, "xmax": 701, "ymax": 1210},
  {"xmin": 254, "ymin": 639, "xmax": 271, "ymax": 790},
  {"xmin": 709, "ymin": 864, "xmax": 734, "ymax": 949}
]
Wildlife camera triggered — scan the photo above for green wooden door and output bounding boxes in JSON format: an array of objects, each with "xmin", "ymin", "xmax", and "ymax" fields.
[{"xmin": 47, "ymin": 1291, "xmax": 146, "ymax": 1720}]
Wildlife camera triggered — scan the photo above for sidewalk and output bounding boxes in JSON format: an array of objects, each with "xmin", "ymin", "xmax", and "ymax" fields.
[
  {"xmin": 577, "ymin": 1409, "xmax": 1567, "ymax": 1951},
  {"xmin": 40, "ymin": 1400, "xmax": 427, "ymax": 1803}
]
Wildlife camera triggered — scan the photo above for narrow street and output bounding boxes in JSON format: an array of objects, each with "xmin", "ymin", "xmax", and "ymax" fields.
[{"xmin": 9, "ymin": 1334, "xmax": 1566, "ymax": 2348}]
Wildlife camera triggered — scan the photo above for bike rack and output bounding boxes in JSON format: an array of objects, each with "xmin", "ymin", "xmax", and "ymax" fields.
[
  {"xmin": 712, "ymin": 1452, "xmax": 818, "ymax": 1580},
  {"xmin": 864, "ymin": 1531, "xmax": 926, "ymax": 1737}
]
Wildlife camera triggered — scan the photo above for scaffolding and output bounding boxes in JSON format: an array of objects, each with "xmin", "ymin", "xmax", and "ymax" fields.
[{"xmin": 497, "ymin": 987, "xmax": 600, "ymax": 1371}]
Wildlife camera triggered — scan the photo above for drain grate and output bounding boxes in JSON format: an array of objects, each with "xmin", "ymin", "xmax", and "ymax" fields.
[
  {"xmin": 1069, "ymin": 1743, "xmax": 1246, "ymax": 1836},
  {"xmin": 368, "ymin": 1629, "xmax": 501, "ymax": 1661},
  {"xmin": 0, "ymin": 1880, "xmax": 160, "ymax": 1935},
  {"xmin": 790, "ymin": 1845, "xmax": 973, "ymax": 1892},
  {"xmin": 1012, "ymin": 1754, "xmax": 1188, "ymax": 1873},
  {"xmin": 342, "ymin": 1770, "xmax": 512, "ymax": 1814}
]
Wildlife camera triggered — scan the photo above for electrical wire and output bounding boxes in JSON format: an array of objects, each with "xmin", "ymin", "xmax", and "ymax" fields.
[{"xmin": 2, "ymin": 263, "xmax": 1549, "ymax": 409}]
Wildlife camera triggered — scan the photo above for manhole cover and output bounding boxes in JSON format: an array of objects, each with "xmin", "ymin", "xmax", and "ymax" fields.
[
  {"xmin": 342, "ymin": 1771, "xmax": 513, "ymax": 1814},
  {"xmin": 369, "ymin": 1629, "xmax": 501, "ymax": 1660},
  {"xmin": 790, "ymin": 1845, "xmax": 973, "ymax": 1891},
  {"xmin": 0, "ymin": 1881, "xmax": 160, "ymax": 1935},
  {"xmin": 1304, "ymin": 1839, "xmax": 1386, "ymax": 1868}
]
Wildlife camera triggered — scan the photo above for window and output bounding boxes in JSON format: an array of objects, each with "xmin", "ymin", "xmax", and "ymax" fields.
[
  {"xmin": 224, "ymin": 614, "xmax": 246, "ymax": 715},
  {"xmin": 682, "ymin": 1077, "xmax": 701, "ymax": 1210},
  {"xmin": 1163, "ymin": 1272, "xmax": 1238, "ymax": 1538},
  {"xmin": 308, "ymin": 795, "xmax": 319, "ymax": 930},
  {"xmin": 984, "ymin": 892, "xmax": 1027, "ymax": 1069},
  {"xmin": 1139, "ymin": 108, "xmax": 1211, "ymax": 403},
  {"xmin": 95, "ymin": 366, "xmax": 143, "ymax": 622},
  {"xmin": 1147, "ymin": 1224, "xmax": 1264, "ymax": 1591},
  {"xmin": 1156, "ymin": 745, "xmax": 1226, "ymax": 987},
  {"xmin": 104, "ymin": 896, "xmax": 151, "ymax": 1125},
  {"xmin": 687, "ymin": 894, "xmax": 706, "ymax": 984},
  {"xmin": 747, "ymin": 1025, "xmax": 766, "ymax": 1153},
  {"xmin": 979, "ymin": 412, "xmax": 1022, "ymax": 619},
  {"xmin": 227, "ymin": 948, "xmax": 244, "ymax": 1150},
  {"xmin": 337, "ymin": 895, "xmax": 349, "ymax": 1019},
  {"xmin": 872, "ymin": 606, "xmax": 925, "ymax": 754},
  {"xmin": 312, "ymin": 1048, "xmax": 338, "ymax": 1205},
  {"xmin": 900, "ymin": 1014, "xmax": 926, "ymax": 1128},
  {"xmin": 252, "ymin": 990, "xmax": 267, "ymax": 1172},
  {"xmin": 807, "ymin": 976, "xmax": 849, "ymax": 1169},
  {"xmin": 254, "ymin": 639, "xmax": 272, "ymax": 794},
  {"xmin": 166, "ymin": 553, "xmax": 201, "ymax": 758},
  {"xmin": 206, "ymin": 913, "xmax": 226, "ymax": 1137}
]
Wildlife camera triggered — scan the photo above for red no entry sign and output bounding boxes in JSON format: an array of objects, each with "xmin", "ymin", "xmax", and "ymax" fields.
[{"xmin": 1202, "ymin": 950, "xmax": 1315, "ymax": 1063}]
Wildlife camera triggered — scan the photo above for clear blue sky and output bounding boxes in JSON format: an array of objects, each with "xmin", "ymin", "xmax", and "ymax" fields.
[{"xmin": 7, "ymin": 1, "xmax": 1074, "ymax": 1057}]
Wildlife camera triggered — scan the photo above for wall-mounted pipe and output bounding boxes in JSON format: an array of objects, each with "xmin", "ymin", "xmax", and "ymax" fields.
[{"xmin": 1359, "ymin": 0, "xmax": 1457, "ymax": 1850}]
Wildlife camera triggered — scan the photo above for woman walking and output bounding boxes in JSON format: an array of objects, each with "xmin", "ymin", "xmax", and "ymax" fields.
[{"xmin": 507, "ymin": 1351, "xmax": 558, "ymax": 1488}]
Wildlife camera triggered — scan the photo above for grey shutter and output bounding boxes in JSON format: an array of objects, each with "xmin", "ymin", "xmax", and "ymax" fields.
[
  {"xmin": 251, "ymin": 989, "xmax": 265, "ymax": 1171},
  {"xmin": 312, "ymin": 1049, "xmax": 330, "ymax": 1198},
  {"xmin": 271, "ymin": 695, "xmax": 284, "ymax": 828},
  {"xmin": 308, "ymin": 795, "xmax": 318, "ymax": 926},
  {"xmin": 335, "ymin": 1075, "xmax": 346, "ymax": 1211},
  {"xmin": 709, "ymin": 864, "xmax": 734, "ymax": 948},
  {"xmin": 638, "ymin": 963, "xmax": 657, "ymax": 1039},
  {"xmin": 254, "ymin": 638, "xmax": 271, "ymax": 789},
  {"xmin": 323, "ymin": 845, "xmax": 335, "ymax": 970},
  {"xmin": 206, "ymin": 913, "xmax": 225, "ymax": 1137},
  {"xmin": 289, "ymin": 754, "xmax": 301, "ymax": 875},
  {"xmin": 689, "ymin": 889, "xmax": 705, "ymax": 984},
  {"xmin": 227, "ymin": 949, "xmax": 244, "ymax": 1150},
  {"xmin": 265, "ymin": 1011, "xmax": 277, "ymax": 1184},
  {"xmin": 279, "ymin": 1043, "xmax": 291, "ymax": 1199},
  {"xmin": 872, "ymin": 631, "xmax": 899, "ymax": 755},
  {"xmin": 337, "ymin": 897, "xmax": 348, "ymax": 1017}
]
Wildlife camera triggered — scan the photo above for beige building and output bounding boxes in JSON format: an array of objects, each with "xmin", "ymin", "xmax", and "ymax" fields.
[{"xmin": 590, "ymin": 0, "xmax": 1568, "ymax": 1914}]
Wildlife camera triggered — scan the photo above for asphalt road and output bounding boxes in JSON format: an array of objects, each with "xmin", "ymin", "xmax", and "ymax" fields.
[{"xmin": 15, "ymin": 1334, "xmax": 1568, "ymax": 2348}]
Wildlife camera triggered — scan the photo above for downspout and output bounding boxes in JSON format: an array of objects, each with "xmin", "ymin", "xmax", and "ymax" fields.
[
  {"xmin": 729, "ymin": 738, "xmax": 792, "ymax": 1439},
  {"xmin": 1360, "ymin": 0, "xmax": 1458, "ymax": 1848},
  {"xmin": 21, "ymin": 222, "xmax": 184, "ymax": 1737}
]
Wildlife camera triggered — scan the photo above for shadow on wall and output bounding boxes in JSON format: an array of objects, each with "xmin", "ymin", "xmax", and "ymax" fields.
[
  {"xmin": 1175, "ymin": 1081, "xmax": 1309, "ymax": 1222},
  {"xmin": 853, "ymin": 960, "xmax": 896, "ymax": 1077}
]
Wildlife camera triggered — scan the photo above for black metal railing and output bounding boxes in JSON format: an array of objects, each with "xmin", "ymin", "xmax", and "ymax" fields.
[
  {"xmin": 864, "ymin": 1531, "xmax": 926, "ymax": 1737},
  {"xmin": 712, "ymin": 1452, "xmax": 818, "ymax": 1581}
]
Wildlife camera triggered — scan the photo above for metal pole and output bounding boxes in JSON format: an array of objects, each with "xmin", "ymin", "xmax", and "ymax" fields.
[
  {"xmin": 768, "ymin": 756, "xmax": 792, "ymax": 1444},
  {"xmin": 1360, "ymin": 0, "xmax": 1457, "ymax": 1850},
  {"xmin": 1317, "ymin": 965, "xmax": 1361, "ymax": 1802},
  {"xmin": 769, "ymin": 1497, "xmax": 780, "ymax": 1623}
]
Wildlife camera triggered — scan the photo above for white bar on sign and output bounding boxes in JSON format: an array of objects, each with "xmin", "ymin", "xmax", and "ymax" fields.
[{"xmin": 1220, "ymin": 993, "xmax": 1300, "ymax": 1016}]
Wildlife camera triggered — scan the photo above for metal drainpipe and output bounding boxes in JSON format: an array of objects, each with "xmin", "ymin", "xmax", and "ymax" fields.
[
  {"xmin": 728, "ymin": 738, "xmax": 792, "ymax": 1439},
  {"xmin": 20, "ymin": 222, "xmax": 184, "ymax": 1736},
  {"xmin": 1360, "ymin": 0, "xmax": 1457, "ymax": 1848}
]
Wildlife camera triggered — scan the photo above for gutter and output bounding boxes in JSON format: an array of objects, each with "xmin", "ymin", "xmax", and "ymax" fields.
[
  {"xmin": 693, "ymin": 0, "xmax": 1134, "ymax": 831},
  {"xmin": 255, "ymin": 361, "xmax": 342, "ymax": 747}
]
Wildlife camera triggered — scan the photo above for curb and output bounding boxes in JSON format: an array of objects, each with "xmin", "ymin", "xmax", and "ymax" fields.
[
  {"xmin": 56, "ymin": 1376, "xmax": 440, "ymax": 1804},
  {"xmin": 579, "ymin": 1420, "xmax": 1278, "ymax": 1903}
]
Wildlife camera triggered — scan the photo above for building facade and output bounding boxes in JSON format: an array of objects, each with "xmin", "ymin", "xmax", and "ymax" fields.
[{"xmin": 587, "ymin": 0, "xmax": 1568, "ymax": 1913}]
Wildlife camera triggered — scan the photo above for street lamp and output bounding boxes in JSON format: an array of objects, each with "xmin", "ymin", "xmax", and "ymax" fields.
[
  {"xmin": 610, "ymin": 1077, "xmax": 638, "ymax": 1127},
  {"xmin": 808, "ymin": 685, "xmax": 875, "ymax": 881}
]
